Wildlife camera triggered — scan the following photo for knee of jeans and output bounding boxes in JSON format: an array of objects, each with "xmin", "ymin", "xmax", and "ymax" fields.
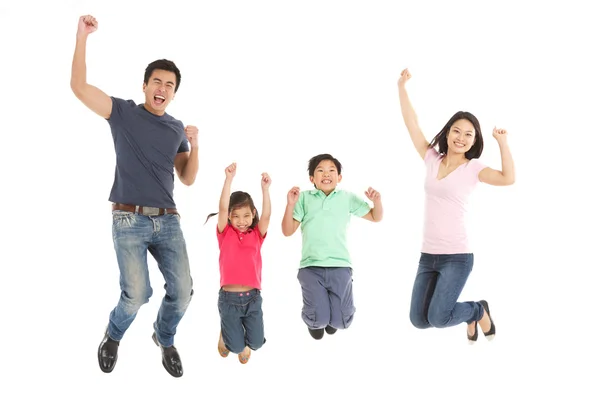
[
  {"xmin": 123, "ymin": 286, "xmax": 152, "ymax": 312},
  {"xmin": 409, "ymin": 311, "xmax": 430, "ymax": 329},
  {"xmin": 428, "ymin": 310, "xmax": 451, "ymax": 328},
  {"xmin": 302, "ymin": 308, "xmax": 328, "ymax": 329},
  {"xmin": 168, "ymin": 280, "xmax": 193, "ymax": 306},
  {"xmin": 174, "ymin": 292, "xmax": 193, "ymax": 312},
  {"xmin": 178, "ymin": 285, "xmax": 193, "ymax": 302}
]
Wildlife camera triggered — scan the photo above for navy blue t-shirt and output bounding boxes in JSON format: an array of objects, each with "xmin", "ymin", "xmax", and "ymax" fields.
[{"xmin": 106, "ymin": 97, "xmax": 189, "ymax": 208}]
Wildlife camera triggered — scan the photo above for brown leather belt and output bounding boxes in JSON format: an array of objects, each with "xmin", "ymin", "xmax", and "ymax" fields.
[{"xmin": 112, "ymin": 203, "xmax": 178, "ymax": 216}]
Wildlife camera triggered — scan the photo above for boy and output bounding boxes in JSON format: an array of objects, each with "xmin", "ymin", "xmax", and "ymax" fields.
[{"xmin": 281, "ymin": 154, "xmax": 383, "ymax": 339}]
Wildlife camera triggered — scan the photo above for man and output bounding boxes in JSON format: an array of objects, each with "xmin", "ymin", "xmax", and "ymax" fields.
[{"xmin": 70, "ymin": 15, "xmax": 199, "ymax": 378}]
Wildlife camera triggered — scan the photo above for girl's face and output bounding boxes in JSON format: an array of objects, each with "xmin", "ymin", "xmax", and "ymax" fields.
[{"xmin": 229, "ymin": 206, "xmax": 255, "ymax": 232}]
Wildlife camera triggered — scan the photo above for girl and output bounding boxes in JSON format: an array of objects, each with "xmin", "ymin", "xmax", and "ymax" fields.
[
  {"xmin": 205, "ymin": 162, "xmax": 271, "ymax": 363},
  {"xmin": 397, "ymin": 68, "xmax": 515, "ymax": 344}
]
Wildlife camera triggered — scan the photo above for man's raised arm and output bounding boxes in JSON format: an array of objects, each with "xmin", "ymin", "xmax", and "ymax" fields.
[{"xmin": 70, "ymin": 15, "xmax": 113, "ymax": 119}]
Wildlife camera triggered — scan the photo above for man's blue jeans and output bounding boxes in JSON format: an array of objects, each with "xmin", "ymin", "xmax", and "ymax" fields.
[{"xmin": 107, "ymin": 210, "xmax": 193, "ymax": 347}]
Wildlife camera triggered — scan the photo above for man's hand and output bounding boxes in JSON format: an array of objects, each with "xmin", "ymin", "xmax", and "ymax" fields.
[{"xmin": 184, "ymin": 125, "xmax": 199, "ymax": 149}]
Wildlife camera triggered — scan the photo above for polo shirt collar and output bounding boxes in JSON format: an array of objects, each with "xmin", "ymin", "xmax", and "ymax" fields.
[
  {"xmin": 230, "ymin": 225, "xmax": 254, "ymax": 234},
  {"xmin": 309, "ymin": 187, "xmax": 339, "ymax": 197}
]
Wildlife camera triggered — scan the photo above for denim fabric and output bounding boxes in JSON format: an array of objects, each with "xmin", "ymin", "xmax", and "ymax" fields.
[
  {"xmin": 218, "ymin": 289, "xmax": 265, "ymax": 353},
  {"xmin": 409, "ymin": 253, "xmax": 483, "ymax": 329},
  {"xmin": 107, "ymin": 211, "xmax": 193, "ymax": 347}
]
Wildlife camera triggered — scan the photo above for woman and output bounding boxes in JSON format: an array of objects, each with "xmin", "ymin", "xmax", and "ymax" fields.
[{"xmin": 397, "ymin": 68, "xmax": 515, "ymax": 343}]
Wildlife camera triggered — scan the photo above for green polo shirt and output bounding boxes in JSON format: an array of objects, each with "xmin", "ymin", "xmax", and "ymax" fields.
[{"xmin": 293, "ymin": 188, "xmax": 371, "ymax": 268}]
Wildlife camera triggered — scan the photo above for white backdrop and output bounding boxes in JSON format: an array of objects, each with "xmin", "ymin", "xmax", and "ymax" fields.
[{"xmin": 1, "ymin": 0, "xmax": 598, "ymax": 398}]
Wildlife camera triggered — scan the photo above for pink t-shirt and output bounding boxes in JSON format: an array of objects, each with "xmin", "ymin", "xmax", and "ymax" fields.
[
  {"xmin": 422, "ymin": 147, "xmax": 487, "ymax": 254},
  {"xmin": 217, "ymin": 224, "xmax": 266, "ymax": 290}
]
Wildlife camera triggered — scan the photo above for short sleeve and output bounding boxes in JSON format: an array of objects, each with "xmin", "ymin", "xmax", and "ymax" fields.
[
  {"xmin": 467, "ymin": 158, "xmax": 488, "ymax": 182},
  {"xmin": 292, "ymin": 192, "xmax": 305, "ymax": 222},
  {"xmin": 216, "ymin": 223, "xmax": 231, "ymax": 246},
  {"xmin": 178, "ymin": 139, "xmax": 189, "ymax": 153},
  {"xmin": 424, "ymin": 147, "xmax": 439, "ymax": 164},
  {"xmin": 177, "ymin": 121, "xmax": 190, "ymax": 153},
  {"xmin": 107, "ymin": 97, "xmax": 136, "ymax": 125},
  {"xmin": 348, "ymin": 192, "xmax": 371, "ymax": 218},
  {"xmin": 254, "ymin": 227, "xmax": 267, "ymax": 243}
]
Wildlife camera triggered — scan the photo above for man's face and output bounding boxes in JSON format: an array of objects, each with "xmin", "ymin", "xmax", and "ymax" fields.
[{"xmin": 143, "ymin": 69, "xmax": 177, "ymax": 115}]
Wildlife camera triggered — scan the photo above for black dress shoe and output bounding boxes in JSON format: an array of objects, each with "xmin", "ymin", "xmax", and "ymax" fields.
[
  {"xmin": 479, "ymin": 300, "xmax": 496, "ymax": 341},
  {"xmin": 325, "ymin": 325, "xmax": 337, "ymax": 335},
  {"xmin": 98, "ymin": 329, "xmax": 119, "ymax": 373},
  {"xmin": 152, "ymin": 332, "xmax": 183, "ymax": 378},
  {"xmin": 308, "ymin": 327, "xmax": 324, "ymax": 340}
]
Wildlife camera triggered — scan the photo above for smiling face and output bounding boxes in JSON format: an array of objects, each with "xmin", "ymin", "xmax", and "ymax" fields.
[
  {"xmin": 446, "ymin": 118, "xmax": 476, "ymax": 155},
  {"xmin": 143, "ymin": 69, "xmax": 177, "ymax": 116},
  {"xmin": 229, "ymin": 206, "xmax": 256, "ymax": 232},
  {"xmin": 310, "ymin": 159, "xmax": 341, "ymax": 195}
]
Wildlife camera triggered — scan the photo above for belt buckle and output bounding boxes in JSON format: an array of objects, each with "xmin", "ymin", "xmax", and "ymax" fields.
[{"xmin": 142, "ymin": 206, "xmax": 161, "ymax": 216}]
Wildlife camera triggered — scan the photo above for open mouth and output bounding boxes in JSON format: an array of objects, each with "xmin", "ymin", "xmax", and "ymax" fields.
[
  {"xmin": 321, "ymin": 179, "xmax": 332, "ymax": 184},
  {"xmin": 454, "ymin": 142, "xmax": 465, "ymax": 148},
  {"xmin": 153, "ymin": 95, "xmax": 166, "ymax": 106}
]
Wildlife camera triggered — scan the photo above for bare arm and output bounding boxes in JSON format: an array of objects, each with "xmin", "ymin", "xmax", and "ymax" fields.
[
  {"xmin": 361, "ymin": 201, "xmax": 383, "ymax": 222},
  {"xmin": 479, "ymin": 128, "xmax": 515, "ymax": 186},
  {"xmin": 257, "ymin": 173, "xmax": 272, "ymax": 237},
  {"xmin": 217, "ymin": 163, "xmax": 236, "ymax": 233},
  {"xmin": 361, "ymin": 187, "xmax": 383, "ymax": 222},
  {"xmin": 70, "ymin": 16, "xmax": 112, "ymax": 119},
  {"xmin": 282, "ymin": 187, "xmax": 301, "ymax": 236},
  {"xmin": 398, "ymin": 69, "xmax": 429, "ymax": 160}
]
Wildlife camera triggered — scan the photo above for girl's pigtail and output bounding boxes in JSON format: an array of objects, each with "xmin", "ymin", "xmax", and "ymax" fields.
[{"xmin": 204, "ymin": 212, "xmax": 218, "ymax": 225}]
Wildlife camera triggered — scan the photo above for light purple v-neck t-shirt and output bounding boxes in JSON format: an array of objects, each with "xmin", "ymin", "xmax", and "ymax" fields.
[{"xmin": 422, "ymin": 147, "xmax": 487, "ymax": 254}]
